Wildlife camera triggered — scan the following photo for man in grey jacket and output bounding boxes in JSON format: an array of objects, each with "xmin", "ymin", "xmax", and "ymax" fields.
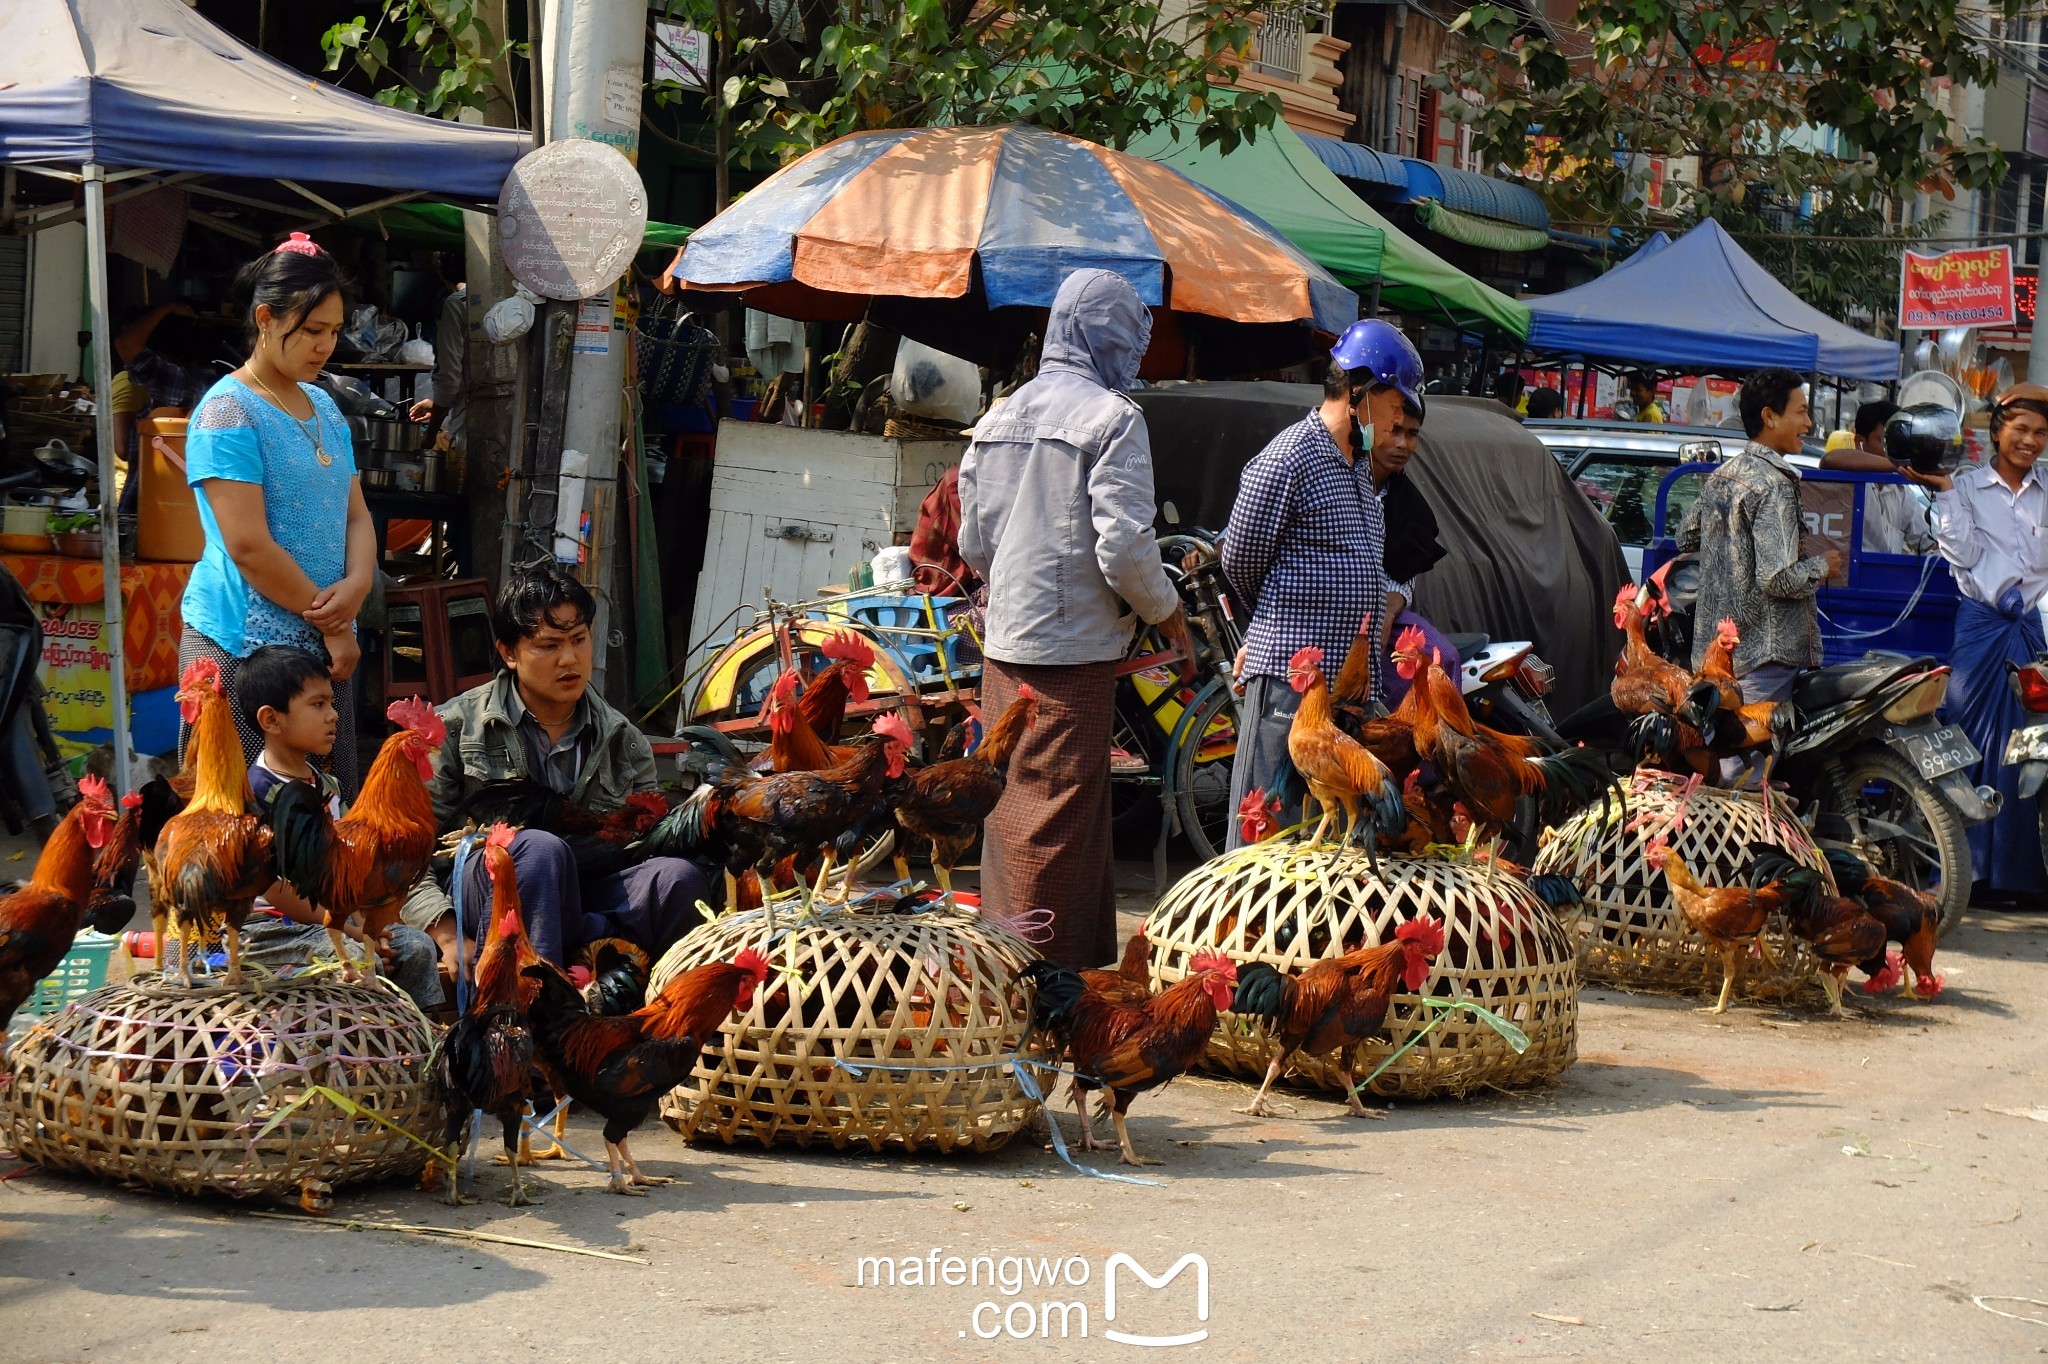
[{"xmin": 959, "ymin": 268, "xmax": 1190, "ymax": 968}]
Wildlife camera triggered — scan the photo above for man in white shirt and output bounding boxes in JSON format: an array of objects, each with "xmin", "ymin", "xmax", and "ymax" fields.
[
  {"xmin": 1913, "ymin": 382, "xmax": 2048, "ymax": 900},
  {"xmin": 1820, "ymin": 400, "xmax": 1936, "ymax": 555}
]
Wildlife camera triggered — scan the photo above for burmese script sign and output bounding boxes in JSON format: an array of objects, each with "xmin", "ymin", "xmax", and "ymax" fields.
[{"xmin": 1899, "ymin": 247, "xmax": 2016, "ymax": 329}]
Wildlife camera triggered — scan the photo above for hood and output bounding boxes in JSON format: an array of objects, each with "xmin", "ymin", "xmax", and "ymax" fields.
[{"xmin": 1038, "ymin": 268, "xmax": 1153, "ymax": 392}]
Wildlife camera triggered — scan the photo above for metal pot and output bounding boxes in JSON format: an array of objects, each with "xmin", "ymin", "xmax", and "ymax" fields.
[
  {"xmin": 360, "ymin": 468, "xmax": 395, "ymax": 490},
  {"xmin": 363, "ymin": 416, "xmax": 423, "ymax": 456}
]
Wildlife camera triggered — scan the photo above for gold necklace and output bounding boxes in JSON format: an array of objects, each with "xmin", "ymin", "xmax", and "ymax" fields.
[{"xmin": 246, "ymin": 365, "xmax": 332, "ymax": 467}]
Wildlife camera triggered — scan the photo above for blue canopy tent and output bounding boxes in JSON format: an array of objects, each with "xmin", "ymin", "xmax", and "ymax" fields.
[
  {"xmin": 0, "ymin": 0, "xmax": 529, "ymax": 789},
  {"xmin": 1524, "ymin": 219, "xmax": 1900, "ymax": 381}
]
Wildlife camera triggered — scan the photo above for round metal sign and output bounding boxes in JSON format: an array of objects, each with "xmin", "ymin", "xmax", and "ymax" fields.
[{"xmin": 497, "ymin": 139, "xmax": 649, "ymax": 301}]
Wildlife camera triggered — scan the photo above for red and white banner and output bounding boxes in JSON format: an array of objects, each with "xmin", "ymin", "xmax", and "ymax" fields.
[{"xmin": 1899, "ymin": 246, "xmax": 2017, "ymax": 329}]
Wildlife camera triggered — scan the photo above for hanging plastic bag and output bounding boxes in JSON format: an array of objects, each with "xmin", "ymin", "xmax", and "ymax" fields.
[
  {"xmin": 891, "ymin": 338, "xmax": 981, "ymax": 426},
  {"xmin": 484, "ymin": 285, "xmax": 545, "ymax": 346}
]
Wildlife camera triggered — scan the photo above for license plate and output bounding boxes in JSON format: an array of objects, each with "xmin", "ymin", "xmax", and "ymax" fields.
[
  {"xmin": 2006, "ymin": 723, "xmax": 2048, "ymax": 767},
  {"xmin": 1898, "ymin": 725, "xmax": 1979, "ymax": 780}
]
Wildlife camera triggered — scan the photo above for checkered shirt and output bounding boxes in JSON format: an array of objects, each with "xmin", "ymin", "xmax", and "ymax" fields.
[{"xmin": 1222, "ymin": 410, "xmax": 1388, "ymax": 697}]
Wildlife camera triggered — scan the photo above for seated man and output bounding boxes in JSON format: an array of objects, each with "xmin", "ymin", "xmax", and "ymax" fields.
[{"xmin": 429, "ymin": 565, "xmax": 719, "ymax": 969}]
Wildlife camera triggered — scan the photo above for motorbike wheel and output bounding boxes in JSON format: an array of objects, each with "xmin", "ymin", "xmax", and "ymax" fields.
[
  {"xmin": 1170, "ymin": 683, "xmax": 1239, "ymax": 863},
  {"xmin": 1821, "ymin": 745, "xmax": 1972, "ymax": 937}
]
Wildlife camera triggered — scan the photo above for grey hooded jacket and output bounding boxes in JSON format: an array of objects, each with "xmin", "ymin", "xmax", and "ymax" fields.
[{"xmin": 958, "ymin": 270, "xmax": 1181, "ymax": 665}]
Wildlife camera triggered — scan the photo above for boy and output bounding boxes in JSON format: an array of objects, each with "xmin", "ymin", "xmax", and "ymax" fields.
[{"xmin": 235, "ymin": 646, "xmax": 447, "ymax": 1010}]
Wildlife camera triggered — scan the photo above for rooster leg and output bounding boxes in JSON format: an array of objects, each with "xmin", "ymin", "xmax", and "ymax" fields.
[
  {"xmin": 1111, "ymin": 1108, "xmax": 1160, "ymax": 1168},
  {"xmin": 812, "ymin": 851, "xmax": 840, "ymax": 906},
  {"xmin": 1338, "ymin": 1052, "xmax": 1387, "ymax": 1119},
  {"xmin": 1071, "ymin": 1086, "xmax": 1102, "ymax": 1151},
  {"xmin": 934, "ymin": 862, "xmax": 955, "ymax": 909},
  {"xmin": 614, "ymin": 1137, "xmax": 672, "ymax": 1191},
  {"xmin": 1820, "ymin": 969, "xmax": 1849, "ymax": 1018},
  {"xmin": 892, "ymin": 850, "xmax": 913, "ymax": 886},
  {"xmin": 151, "ymin": 909, "xmax": 168, "ymax": 978},
  {"xmin": 323, "ymin": 923, "xmax": 361, "ymax": 982},
  {"xmin": 508, "ymin": 1099, "xmax": 569, "ymax": 1162},
  {"xmin": 722, "ymin": 869, "xmax": 739, "ymax": 913},
  {"xmin": 602, "ymin": 1140, "xmax": 643, "ymax": 1196},
  {"xmin": 1234, "ymin": 1057, "xmax": 1285, "ymax": 1117},
  {"xmin": 1702, "ymin": 942, "xmax": 1742, "ymax": 1014}
]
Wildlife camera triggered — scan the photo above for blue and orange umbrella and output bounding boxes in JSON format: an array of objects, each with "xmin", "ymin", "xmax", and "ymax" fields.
[{"xmin": 670, "ymin": 124, "xmax": 1358, "ymax": 376}]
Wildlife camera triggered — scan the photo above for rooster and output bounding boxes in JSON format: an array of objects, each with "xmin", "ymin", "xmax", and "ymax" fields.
[
  {"xmin": 1229, "ymin": 916, "xmax": 1446, "ymax": 1117},
  {"xmin": 752, "ymin": 631, "xmax": 879, "ymax": 774},
  {"xmin": 1282, "ymin": 646, "xmax": 1404, "ymax": 852},
  {"xmin": 578, "ymin": 938, "xmax": 653, "ymax": 1015},
  {"xmin": 1236, "ymin": 791, "xmax": 1283, "ymax": 847},
  {"xmin": 1079, "ymin": 927, "xmax": 1154, "ymax": 1007},
  {"xmin": 1822, "ymin": 849, "xmax": 1944, "ymax": 999},
  {"xmin": 651, "ymin": 725, "xmax": 911, "ymax": 916},
  {"xmin": 437, "ymin": 824, "xmax": 542, "ymax": 1205},
  {"xmin": 1610, "ymin": 587, "xmax": 1709, "ymax": 773},
  {"xmin": 0, "ymin": 777, "xmax": 120, "ymax": 1063},
  {"xmin": 1677, "ymin": 620, "xmax": 1796, "ymax": 792},
  {"xmin": 89, "ymin": 775, "xmax": 187, "ymax": 942},
  {"xmin": 1645, "ymin": 837, "xmax": 1812, "ymax": 1014},
  {"xmin": 269, "ymin": 697, "xmax": 446, "ymax": 984},
  {"xmin": 1748, "ymin": 846, "xmax": 1887, "ymax": 1017},
  {"xmin": 520, "ymin": 948, "xmax": 770, "ymax": 1194},
  {"xmin": 451, "ymin": 780, "xmax": 670, "ymax": 880},
  {"xmin": 885, "ymin": 688, "xmax": 1037, "ymax": 899},
  {"xmin": 1018, "ymin": 950, "xmax": 1239, "ymax": 1167},
  {"xmin": 153, "ymin": 658, "xmax": 277, "ymax": 986},
  {"xmin": 1393, "ymin": 630, "xmax": 1620, "ymax": 841}
]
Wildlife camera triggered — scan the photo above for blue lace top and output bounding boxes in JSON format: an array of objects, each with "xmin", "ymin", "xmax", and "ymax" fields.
[{"xmin": 180, "ymin": 375, "xmax": 358, "ymax": 656}]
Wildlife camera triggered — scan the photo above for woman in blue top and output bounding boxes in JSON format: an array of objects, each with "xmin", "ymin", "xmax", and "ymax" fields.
[{"xmin": 178, "ymin": 235, "xmax": 375, "ymax": 793}]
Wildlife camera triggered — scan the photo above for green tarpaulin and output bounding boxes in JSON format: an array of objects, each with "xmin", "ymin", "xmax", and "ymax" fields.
[
  {"xmin": 343, "ymin": 202, "xmax": 691, "ymax": 252},
  {"xmin": 1129, "ymin": 120, "xmax": 1530, "ymax": 339}
]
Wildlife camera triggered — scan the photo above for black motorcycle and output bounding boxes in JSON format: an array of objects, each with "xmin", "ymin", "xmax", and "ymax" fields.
[{"xmin": 1560, "ymin": 556, "xmax": 1992, "ymax": 935}]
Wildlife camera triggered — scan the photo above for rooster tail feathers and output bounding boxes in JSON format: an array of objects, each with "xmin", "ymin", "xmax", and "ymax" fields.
[
  {"xmin": 1369, "ymin": 775, "xmax": 1408, "ymax": 837},
  {"xmin": 643, "ymin": 784, "xmax": 717, "ymax": 859},
  {"xmin": 1680, "ymin": 680, "xmax": 1723, "ymax": 732},
  {"xmin": 1628, "ymin": 712, "xmax": 1678, "ymax": 765},
  {"xmin": 674, "ymin": 725, "xmax": 748, "ymax": 780},
  {"xmin": 265, "ymin": 778, "xmax": 335, "ymax": 899},
  {"xmin": 1017, "ymin": 960, "xmax": 1087, "ymax": 1038},
  {"xmin": 1230, "ymin": 960, "xmax": 1289, "ymax": 1024},
  {"xmin": 1822, "ymin": 847, "xmax": 1873, "ymax": 895},
  {"xmin": 1527, "ymin": 873, "xmax": 1583, "ymax": 911}
]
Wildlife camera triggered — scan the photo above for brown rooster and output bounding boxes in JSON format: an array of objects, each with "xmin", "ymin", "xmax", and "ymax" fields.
[
  {"xmin": 1645, "ymin": 838, "xmax": 1810, "ymax": 1014},
  {"xmin": 268, "ymin": 697, "xmax": 446, "ymax": 984},
  {"xmin": 1678, "ymin": 620, "xmax": 1796, "ymax": 792},
  {"xmin": 153, "ymin": 657, "xmax": 277, "ymax": 986},
  {"xmin": 1228, "ymin": 916, "xmax": 1446, "ymax": 1117},
  {"xmin": 1080, "ymin": 927, "xmax": 1154, "ymax": 1007},
  {"xmin": 1749, "ymin": 847, "xmax": 1887, "ymax": 1016},
  {"xmin": 0, "ymin": 776, "xmax": 120, "ymax": 1064},
  {"xmin": 1018, "ymin": 950, "xmax": 1240, "ymax": 1166},
  {"xmin": 521, "ymin": 948, "xmax": 770, "ymax": 1194},
  {"xmin": 1283, "ymin": 645, "xmax": 1404, "ymax": 850},
  {"xmin": 438, "ymin": 823, "xmax": 543, "ymax": 1205},
  {"xmin": 1610, "ymin": 587, "xmax": 1709, "ymax": 773},
  {"xmin": 1824, "ymin": 849, "xmax": 1944, "ymax": 1000},
  {"xmin": 885, "ymin": 688, "xmax": 1037, "ymax": 899}
]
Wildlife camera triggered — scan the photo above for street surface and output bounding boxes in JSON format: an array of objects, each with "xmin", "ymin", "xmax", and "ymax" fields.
[{"xmin": 1, "ymin": 851, "xmax": 2044, "ymax": 1363}]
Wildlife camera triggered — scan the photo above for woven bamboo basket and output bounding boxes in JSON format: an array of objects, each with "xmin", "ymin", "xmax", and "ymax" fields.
[
  {"xmin": 1531, "ymin": 771, "xmax": 1822, "ymax": 1000},
  {"xmin": 651, "ymin": 903, "xmax": 1050, "ymax": 1153},
  {"xmin": 1145, "ymin": 842, "xmax": 1579, "ymax": 1098},
  {"xmin": 1, "ymin": 976, "xmax": 443, "ymax": 1200}
]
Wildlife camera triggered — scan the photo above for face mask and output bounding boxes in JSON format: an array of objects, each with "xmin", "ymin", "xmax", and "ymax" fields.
[{"xmin": 1348, "ymin": 393, "xmax": 1374, "ymax": 458}]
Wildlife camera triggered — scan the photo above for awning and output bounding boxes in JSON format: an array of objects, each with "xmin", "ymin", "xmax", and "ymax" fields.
[
  {"xmin": 1298, "ymin": 133, "xmax": 1407, "ymax": 188},
  {"xmin": 1395, "ymin": 158, "xmax": 1551, "ymax": 230},
  {"xmin": 1414, "ymin": 200, "xmax": 1550, "ymax": 253},
  {"xmin": 343, "ymin": 202, "xmax": 691, "ymax": 251},
  {"xmin": 1128, "ymin": 120, "xmax": 1530, "ymax": 337}
]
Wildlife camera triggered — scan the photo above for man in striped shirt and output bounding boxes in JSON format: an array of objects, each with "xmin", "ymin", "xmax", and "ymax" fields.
[{"xmin": 1222, "ymin": 320, "xmax": 1426, "ymax": 848}]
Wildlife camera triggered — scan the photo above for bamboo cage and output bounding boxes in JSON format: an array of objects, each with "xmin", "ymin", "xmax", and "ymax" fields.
[
  {"xmin": 1, "ymin": 976, "xmax": 442, "ymax": 1200},
  {"xmin": 1145, "ymin": 841, "xmax": 1579, "ymax": 1098},
  {"xmin": 651, "ymin": 903, "xmax": 1051, "ymax": 1153},
  {"xmin": 1531, "ymin": 771, "xmax": 1823, "ymax": 1000}
]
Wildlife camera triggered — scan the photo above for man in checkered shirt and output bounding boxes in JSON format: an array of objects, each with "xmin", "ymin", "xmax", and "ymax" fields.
[{"xmin": 1221, "ymin": 320, "xmax": 1428, "ymax": 849}]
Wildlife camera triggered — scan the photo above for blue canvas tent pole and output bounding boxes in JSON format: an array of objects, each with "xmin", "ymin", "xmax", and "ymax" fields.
[{"xmin": 81, "ymin": 165, "xmax": 133, "ymax": 796}]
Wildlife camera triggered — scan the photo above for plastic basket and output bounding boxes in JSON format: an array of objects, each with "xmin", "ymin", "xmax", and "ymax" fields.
[{"xmin": 24, "ymin": 932, "xmax": 116, "ymax": 1016}]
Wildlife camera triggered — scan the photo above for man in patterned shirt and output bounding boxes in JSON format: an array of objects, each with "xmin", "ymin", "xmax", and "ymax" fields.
[
  {"xmin": 1675, "ymin": 367, "xmax": 1841, "ymax": 705},
  {"xmin": 1221, "ymin": 319, "xmax": 1425, "ymax": 848}
]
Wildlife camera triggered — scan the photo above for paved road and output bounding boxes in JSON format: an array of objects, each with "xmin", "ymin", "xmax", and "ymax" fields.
[{"xmin": 2, "ymin": 862, "xmax": 2043, "ymax": 1363}]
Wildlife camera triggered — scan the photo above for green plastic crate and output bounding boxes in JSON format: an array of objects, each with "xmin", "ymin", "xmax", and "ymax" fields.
[{"xmin": 23, "ymin": 933, "xmax": 116, "ymax": 1016}]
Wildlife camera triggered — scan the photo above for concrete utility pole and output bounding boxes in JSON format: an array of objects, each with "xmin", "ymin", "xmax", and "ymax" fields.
[
  {"xmin": 2031, "ymin": 177, "xmax": 2048, "ymax": 385},
  {"xmin": 540, "ymin": 0, "xmax": 642, "ymax": 698}
]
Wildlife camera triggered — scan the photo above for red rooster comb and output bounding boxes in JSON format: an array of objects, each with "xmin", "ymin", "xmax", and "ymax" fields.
[
  {"xmin": 1395, "ymin": 624, "xmax": 1428, "ymax": 657},
  {"xmin": 386, "ymin": 696, "xmax": 447, "ymax": 746},
  {"xmin": 179, "ymin": 655, "xmax": 223, "ymax": 693},
  {"xmin": 1189, "ymin": 949, "xmax": 1238, "ymax": 981},
  {"xmin": 733, "ymin": 947, "xmax": 772, "ymax": 987},
  {"xmin": 820, "ymin": 630, "xmax": 875, "ymax": 668},
  {"xmin": 1017, "ymin": 684, "xmax": 1039, "ymax": 703},
  {"xmin": 486, "ymin": 822, "xmax": 517, "ymax": 852},
  {"xmin": 121, "ymin": 791, "xmax": 142, "ymax": 810},
  {"xmin": 873, "ymin": 711, "xmax": 914, "ymax": 749},
  {"xmin": 77, "ymin": 773, "xmax": 111, "ymax": 808},
  {"xmin": 1862, "ymin": 950, "xmax": 1904, "ymax": 994},
  {"xmin": 1396, "ymin": 915, "xmax": 1447, "ymax": 960},
  {"xmin": 770, "ymin": 670, "xmax": 801, "ymax": 700},
  {"xmin": 1715, "ymin": 618, "xmax": 1740, "ymax": 645},
  {"xmin": 1287, "ymin": 645, "xmax": 1325, "ymax": 673}
]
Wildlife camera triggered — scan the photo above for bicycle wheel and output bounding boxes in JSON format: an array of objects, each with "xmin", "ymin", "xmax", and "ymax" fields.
[{"xmin": 1170, "ymin": 682, "xmax": 1240, "ymax": 863}]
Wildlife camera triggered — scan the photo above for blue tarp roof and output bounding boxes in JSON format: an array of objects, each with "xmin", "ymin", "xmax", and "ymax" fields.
[
  {"xmin": 1299, "ymin": 135, "xmax": 1551, "ymax": 229},
  {"xmin": 0, "ymin": 0, "xmax": 527, "ymax": 200},
  {"xmin": 1298, "ymin": 133, "xmax": 1406, "ymax": 189},
  {"xmin": 1524, "ymin": 220, "xmax": 1900, "ymax": 380}
]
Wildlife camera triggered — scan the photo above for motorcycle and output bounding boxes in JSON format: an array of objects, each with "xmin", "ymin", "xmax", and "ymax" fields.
[
  {"xmin": 1563, "ymin": 555, "xmax": 1991, "ymax": 935},
  {"xmin": 2000, "ymin": 657, "xmax": 2048, "ymax": 880}
]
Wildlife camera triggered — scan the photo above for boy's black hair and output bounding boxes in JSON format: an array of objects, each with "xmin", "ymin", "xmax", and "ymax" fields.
[
  {"xmin": 1854, "ymin": 399, "xmax": 1901, "ymax": 442},
  {"xmin": 236, "ymin": 645, "xmax": 332, "ymax": 732},
  {"xmin": 493, "ymin": 563, "xmax": 597, "ymax": 653},
  {"xmin": 1526, "ymin": 387, "xmax": 1566, "ymax": 419},
  {"xmin": 1738, "ymin": 367, "xmax": 1806, "ymax": 440}
]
